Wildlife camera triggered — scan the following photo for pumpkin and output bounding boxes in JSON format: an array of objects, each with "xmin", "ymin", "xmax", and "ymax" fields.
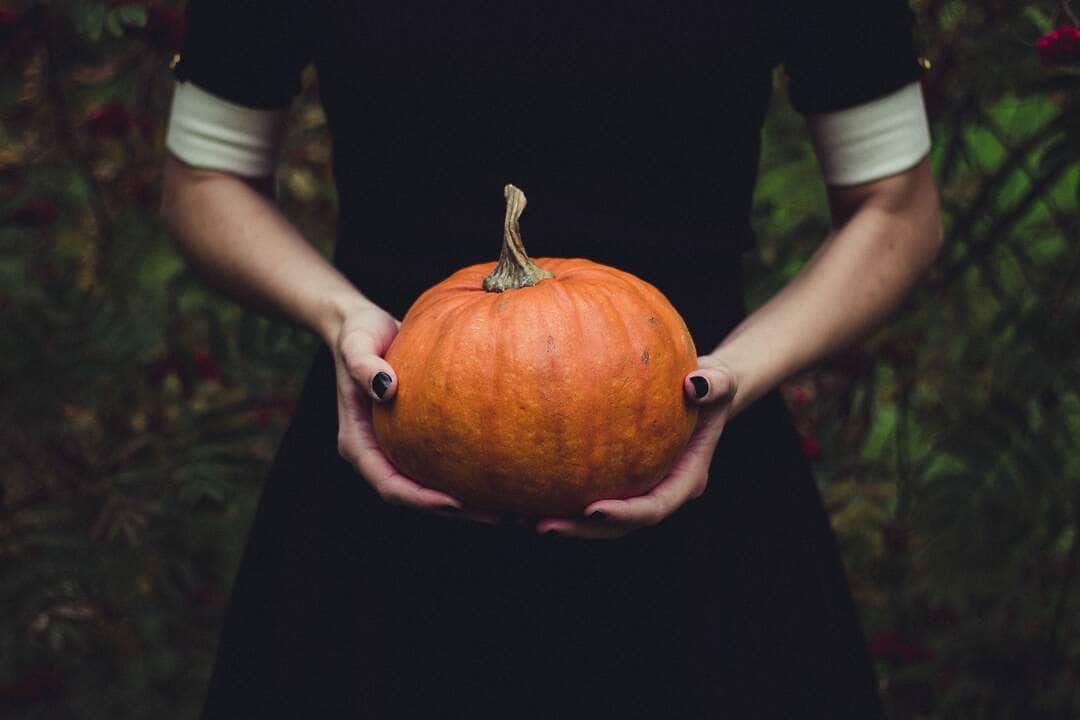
[{"xmin": 372, "ymin": 185, "xmax": 698, "ymax": 516}]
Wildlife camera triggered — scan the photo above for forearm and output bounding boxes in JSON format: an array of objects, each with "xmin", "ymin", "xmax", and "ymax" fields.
[
  {"xmin": 712, "ymin": 159, "xmax": 943, "ymax": 417},
  {"xmin": 159, "ymin": 154, "xmax": 371, "ymax": 345}
]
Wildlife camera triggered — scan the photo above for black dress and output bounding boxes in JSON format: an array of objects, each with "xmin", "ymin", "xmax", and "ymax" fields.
[{"xmin": 176, "ymin": 1, "xmax": 922, "ymax": 716}]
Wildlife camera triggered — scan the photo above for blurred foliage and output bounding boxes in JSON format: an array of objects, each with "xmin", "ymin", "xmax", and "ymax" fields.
[
  {"xmin": 752, "ymin": 2, "xmax": 1080, "ymax": 717},
  {"xmin": 0, "ymin": 0, "xmax": 1077, "ymax": 718}
]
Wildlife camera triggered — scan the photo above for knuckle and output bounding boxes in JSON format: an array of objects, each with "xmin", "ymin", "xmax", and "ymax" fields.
[
  {"xmin": 341, "ymin": 329, "xmax": 376, "ymax": 357},
  {"xmin": 690, "ymin": 477, "xmax": 709, "ymax": 499},
  {"xmin": 345, "ymin": 358, "xmax": 370, "ymax": 380}
]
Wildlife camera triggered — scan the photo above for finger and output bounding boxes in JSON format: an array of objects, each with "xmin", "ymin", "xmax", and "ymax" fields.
[
  {"xmin": 576, "ymin": 419, "xmax": 723, "ymax": 530},
  {"xmin": 373, "ymin": 469, "xmax": 465, "ymax": 512},
  {"xmin": 685, "ymin": 364, "xmax": 736, "ymax": 406},
  {"xmin": 336, "ymin": 385, "xmax": 463, "ymax": 513},
  {"xmin": 351, "ymin": 438, "xmax": 464, "ymax": 512},
  {"xmin": 584, "ymin": 468, "xmax": 702, "ymax": 529},
  {"xmin": 352, "ymin": 439, "xmax": 463, "ymax": 512},
  {"xmin": 339, "ymin": 331, "xmax": 398, "ymax": 402},
  {"xmin": 534, "ymin": 516, "xmax": 633, "ymax": 540},
  {"xmin": 344, "ymin": 352, "xmax": 398, "ymax": 402},
  {"xmin": 541, "ymin": 374, "xmax": 733, "ymax": 540},
  {"xmin": 537, "ymin": 449, "xmax": 713, "ymax": 539},
  {"xmin": 535, "ymin": 498, "xmax": 652, "ymax": 539}
]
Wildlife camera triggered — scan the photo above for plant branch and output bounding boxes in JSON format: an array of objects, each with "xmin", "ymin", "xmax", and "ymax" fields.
[
  {"xmin": 1047, "ymin": 505, "xmax": 1080, "ymax": 659},
  {"xmin": 933, "ymin": 115, "xmax": 1069, "ymax": 284},
  {"xmin": 937, "ymin": 153, "xmax": 1075, "ymax": 289},
  {"xmin": 42, "ymin": 8, "xmax": 116, "ymax": 256}
]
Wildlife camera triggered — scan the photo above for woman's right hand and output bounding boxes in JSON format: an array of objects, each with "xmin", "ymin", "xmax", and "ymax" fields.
[{"xmin": 331, "ymin": 302, "xmax": 497, "ymax": 523}]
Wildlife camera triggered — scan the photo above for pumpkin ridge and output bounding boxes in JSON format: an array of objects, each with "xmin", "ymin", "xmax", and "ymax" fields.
[
  {"xmin": 595, "ymin": 280, "xmax": 640, "ymax": 472},
  {"xmin": 485, "ymin": 287, "xmax": 520, "ymax": 501},
  {"xmin": 596, "ymin": 284, "xmax": 636, "ymax": 491},
  {"xmin": 625, "ymin": 285, "xmax": 661, "ymax": 474},
  {"xmin": 565, "ymin": 279, "xmax": 605, "ymax": 486},
  {"xmin": 636, "ymin": 282, "xmax": 680, "ymax": 484}
]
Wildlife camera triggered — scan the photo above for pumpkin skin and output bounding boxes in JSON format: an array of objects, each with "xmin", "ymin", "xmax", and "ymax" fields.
[{"xmin": 372, "ymin": 256, "xmax": 699, "ymax": 517}]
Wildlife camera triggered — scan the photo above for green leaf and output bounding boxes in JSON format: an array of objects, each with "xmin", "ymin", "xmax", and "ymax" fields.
[
  {"xmin": 136, "ymin": 245, "xmax": 185, "ymax": 289},
  {"xmin": 104, "ymin": 4, "xmax": 148, "ymax": 38},
  {"xmin": 861, "ymin": 405, "xmax": 897, "ymax": 463},
  {"xmin": 964, "ymin": 126, "xmax": 1006, "ymax": 172},
  {"xmin": 76, "ymin": 1, "xmax": 108, "ymax": 43},
  {"xmin": 177, "ymin": 475, "xmax": 232, "ymax": 508},
  {"xmin": 105, "ymin": 9, "xmax": 124, "ymax": 38},
  {"xmin": 989, "ymin": 95, "xmax": 1059, "ymax": 144},
  {"xmin": 116, "ymin": 4, "xmax": 148, "ymax": 29},
  {"xmin": 1022, "ymin": 7, "xmax": 1053, "ymax": 34}
]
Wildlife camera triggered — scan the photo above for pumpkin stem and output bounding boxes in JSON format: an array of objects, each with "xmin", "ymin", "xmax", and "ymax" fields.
[{"xmin": 482, "ymin": 184, "xmax": 555, "ymax": 293}]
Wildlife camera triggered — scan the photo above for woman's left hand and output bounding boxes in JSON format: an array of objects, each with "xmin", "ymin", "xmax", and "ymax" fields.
[{"xmin": 533, "ymin": 358, "xmax": 738, "ymax": 539}]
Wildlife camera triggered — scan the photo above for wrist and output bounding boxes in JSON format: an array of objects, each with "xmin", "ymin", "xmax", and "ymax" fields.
[
  {"xmin": 702, "ymin": 345, "xmax": 781, "ymax": 418},
  {"xmin": 313, "ymin": 289, "xmax": 377, "ymax": 347}
]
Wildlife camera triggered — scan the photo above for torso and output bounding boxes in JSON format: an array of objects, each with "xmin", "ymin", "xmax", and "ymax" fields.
[{"xmin": 307, "ymin": 1, "xmax": 779, "ymax": 346}]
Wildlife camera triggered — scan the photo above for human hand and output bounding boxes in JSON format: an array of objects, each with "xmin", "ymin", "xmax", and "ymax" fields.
[
  {"xmin": 332, "ymin": 303, "xmax": 498, "ymax": 523},
  {"xmin": 533, "ymin": 358, "xmax": 738, "ymax": 539}
]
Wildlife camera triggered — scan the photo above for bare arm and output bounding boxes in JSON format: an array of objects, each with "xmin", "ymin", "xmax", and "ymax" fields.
[
  {"xmin": 704, "ymin": 157, "xmax": 941, "ymax": 416},
  {"xmin": 159, "ymin": 153, "xmax": 371, "ymax": 344},
  {"xmin": 545, "ymin": 158, "xmax": 943, "ymax": 537},
  {"xmin": 706, "ymin": 157, "xmax": 943, "ymax": 415},
  {"xmin": 159, "ymin": 153, "xmax": 481, "ymax": 518}
]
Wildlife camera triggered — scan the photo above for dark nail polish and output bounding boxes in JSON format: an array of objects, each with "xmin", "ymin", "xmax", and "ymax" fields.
[
  {"xmin": 690, "ymin": 375, "xmax": 709, "ymax": 399},
  {"xmin": 372, "ymin": 371, "xmax": 392, "ymax": 399},
  {"xmin": 588, "ymin": 510, "xmax": 606, "ymax": 520}
]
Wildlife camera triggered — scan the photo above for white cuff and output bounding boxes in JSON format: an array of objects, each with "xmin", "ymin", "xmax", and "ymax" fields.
[
  {"xmin": 165, "ymin": 81, "xmax": 287, "ymax": 177},
  {"xmin": 806, "ymin": 82, "xmax": 931, "ymax": 187}
]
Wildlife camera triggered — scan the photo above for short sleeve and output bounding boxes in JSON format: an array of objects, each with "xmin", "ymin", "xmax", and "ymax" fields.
[
  {"xmin": 781, "ymin": 0, "xmax": 924, "ymax": 115},
  {"xmin": 173, "ymin": 0, "xmax": 314, "ymax": 111}
]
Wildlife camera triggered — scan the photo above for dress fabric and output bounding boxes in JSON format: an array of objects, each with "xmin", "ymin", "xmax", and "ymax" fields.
[{"xmin": 177, "ymin": 1, "xmax": 923, "ymax": 717}]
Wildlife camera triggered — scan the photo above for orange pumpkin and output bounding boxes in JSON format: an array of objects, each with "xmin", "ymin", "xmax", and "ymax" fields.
[{"xmin": 372, "ymin": 185, "xmax": 698, "ymax": 516}]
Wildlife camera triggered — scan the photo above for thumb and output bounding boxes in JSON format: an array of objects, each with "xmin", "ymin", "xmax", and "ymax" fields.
[
  {"xmin": 343, "ymin": 350, "xmax": 399, "ymax": 403},
  {"xmin": 685, "ymin": 364, "xmax": 737, "ymax": 406}
]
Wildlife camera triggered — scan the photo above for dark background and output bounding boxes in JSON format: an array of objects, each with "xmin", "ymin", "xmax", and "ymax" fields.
[{"xmin": 1, "ymin": 1, "xmax": 1079, "ymax": 717}]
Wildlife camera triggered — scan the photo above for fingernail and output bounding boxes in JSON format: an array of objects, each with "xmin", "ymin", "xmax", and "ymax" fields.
[
  {"xmin": 372, "ymin": 371, "xmax": 392, "ymax": 399},
  {"xmin": 690, "ymin": 375, "xmax": 709, "ymax": 399},
  {"xmin": 588, "ymin": 510, "xmax": 606, "ymax": 520}
]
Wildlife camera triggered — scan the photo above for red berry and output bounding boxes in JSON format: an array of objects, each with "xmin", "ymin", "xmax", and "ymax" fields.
[
  {"xmin": 86, "ymin": 102, "xmax": 133, "ymax": 137},
  {"xmin": 147, "ymin": 2, "xmax": 185, "ymax": 48},
  {"xmin": 869, "ymin": 632, "xmax": 936, "ymax": 664},
  {"xmin": 194, "ymin": 348, "xmax": 223, "ymax": 383},
  {"xmin": 9, "ymin": 198, "xmax": 58, "ymax": 227},
  {"xmin": 190, "ymin": 583, "xmax": 227, "ymax": 610},
  {"xmin": 0, "ymin": 668, "xmax": 65, "ymax": 706},
  {"xmin": 799, "ymin": 432, "xmax": 821, "ymax": 460},
  {"xmin": 1036, "ymin": 25, "xmax": 1080, "ymax": 66}
]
